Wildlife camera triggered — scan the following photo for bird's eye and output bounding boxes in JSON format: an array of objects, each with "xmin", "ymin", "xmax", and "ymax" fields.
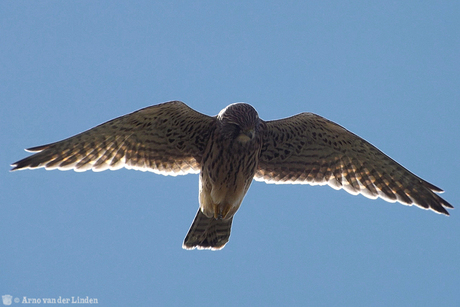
[{"xmin": 224, "ymin": 123, "xmax": 239, "ymax": 137}]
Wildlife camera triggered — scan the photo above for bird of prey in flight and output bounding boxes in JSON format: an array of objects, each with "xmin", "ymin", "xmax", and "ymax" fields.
[{"xmin": 11, "ymin": 101, "xmax": 453, "ymax": 250}]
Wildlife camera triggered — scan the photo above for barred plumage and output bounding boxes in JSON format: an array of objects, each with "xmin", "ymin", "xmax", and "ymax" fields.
[{"xmin": 11, "ymin": 101, "xmax": 453, "ymax": 250}]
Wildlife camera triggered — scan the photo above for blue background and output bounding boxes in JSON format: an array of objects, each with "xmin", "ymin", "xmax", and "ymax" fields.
[{"xmin": 1, "ymin": 2, "xmax": 459, "ymax": 306}]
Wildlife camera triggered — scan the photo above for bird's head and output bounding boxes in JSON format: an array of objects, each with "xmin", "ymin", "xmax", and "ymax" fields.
[{"xmin": 218, "ymin": 103, "xmax": 260, "ymax": 143}]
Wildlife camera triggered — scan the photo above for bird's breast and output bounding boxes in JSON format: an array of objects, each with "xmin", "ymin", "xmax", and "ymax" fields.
[{"xmin": 199, "ymin": 137, "xmax": 261, "ymax": 219}]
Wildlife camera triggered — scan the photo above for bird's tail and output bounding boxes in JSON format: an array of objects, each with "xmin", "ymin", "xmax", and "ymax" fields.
[{"xmin": 182, "ymin": 209, "xmax": 233, "ymax": 250}]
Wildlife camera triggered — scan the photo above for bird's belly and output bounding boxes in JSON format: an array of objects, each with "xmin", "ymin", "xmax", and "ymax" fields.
[
  {"xmin": 212, "ymin": 171, "xmax": 247, "ymax": 204},
  {"xmin": 199, "ymin": 171, "xmax": 249, "ymax": 220},
  {"xmin": 199, "ymin": 136, "xmax": 260, "ymax": 220}
]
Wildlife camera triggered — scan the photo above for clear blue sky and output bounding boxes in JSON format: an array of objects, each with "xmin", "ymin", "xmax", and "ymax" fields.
[{"xmin": 2, "ymin": 2, "xmax": 459, "ymax": 306}]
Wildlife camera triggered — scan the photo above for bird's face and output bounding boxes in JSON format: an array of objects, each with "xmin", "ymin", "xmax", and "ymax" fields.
[{"xmin": 218, "ymin": 103, "xmax": 260, "ymax": 143}]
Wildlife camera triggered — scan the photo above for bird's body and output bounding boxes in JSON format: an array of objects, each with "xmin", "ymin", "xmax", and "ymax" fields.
[
  {"xmin": 11, "ymin": 101, "xmax": 453, "ymax": 250},
  {"xmin": 184, "ymin": 104, "xmax": 263, "ymax": 249}
]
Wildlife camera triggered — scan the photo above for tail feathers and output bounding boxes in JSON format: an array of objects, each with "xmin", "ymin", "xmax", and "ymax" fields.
[{"xmin": 183, "ymin": 209, "xmax": 233, "ymax": 250}]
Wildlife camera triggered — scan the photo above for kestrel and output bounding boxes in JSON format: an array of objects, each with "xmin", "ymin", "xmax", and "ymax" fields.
[{"xmin": 11, "ymin": 101, "xmax": 453, "ymax": 250}]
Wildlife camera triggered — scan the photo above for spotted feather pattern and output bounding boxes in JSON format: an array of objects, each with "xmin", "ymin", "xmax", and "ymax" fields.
[
  {"xmin": 255, "ymin": 113, "xmax": 453, "ymax": 215},
  {"xmin": 11, "ymin": 101, "xmax": 215, "ymax": 175}
]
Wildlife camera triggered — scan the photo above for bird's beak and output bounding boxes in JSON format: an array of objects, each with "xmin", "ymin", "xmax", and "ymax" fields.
[{"xmin": 237, "ymin": 129, "xmax": 255, "ymax": 142}]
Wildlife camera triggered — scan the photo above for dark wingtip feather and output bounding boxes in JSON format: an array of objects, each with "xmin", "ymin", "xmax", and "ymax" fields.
[
  {"xmin": 10, "ymin": 163, "xmax": 24, "ymax": 171},
  {"xmin": 430, "ymin": 194, "xmax": 453, "ymax": 216},
  {"xmin": 418, "ymin": 179, "xmax": 453, "ymax": 214},
  {"xmin": 436, "ymin": 206, "xmax": 450, "ymax": 216},
  {"xmin": 421, "ymin": 180, "xmax": 444, "ymax": 193},
  {"xmin": 26, "ymin": 144, "xmax": 52, "ymax": 152},
  {"xmin": 10, "ymin": 159, "xmax": 25, "ymax": 171},
  {"xmin": 10, "ymin": 156, "xmax": 35, "ymax": 171},
  {"xmin": 442, "ymin": 199, "xmax": 454, "ymax": 209},
  {"xmin": 11, "ymin": 144, "xmax": 52, "ymax": 171}
]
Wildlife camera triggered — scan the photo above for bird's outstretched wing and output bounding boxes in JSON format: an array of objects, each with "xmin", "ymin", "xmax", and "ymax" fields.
[
  {"xmin": 11, "ymin": 101, "xmax": 215, "ymax": 175},
  {"xmin": 255, "ymin": 113, "xmax": 453, "ymax": 215}
]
